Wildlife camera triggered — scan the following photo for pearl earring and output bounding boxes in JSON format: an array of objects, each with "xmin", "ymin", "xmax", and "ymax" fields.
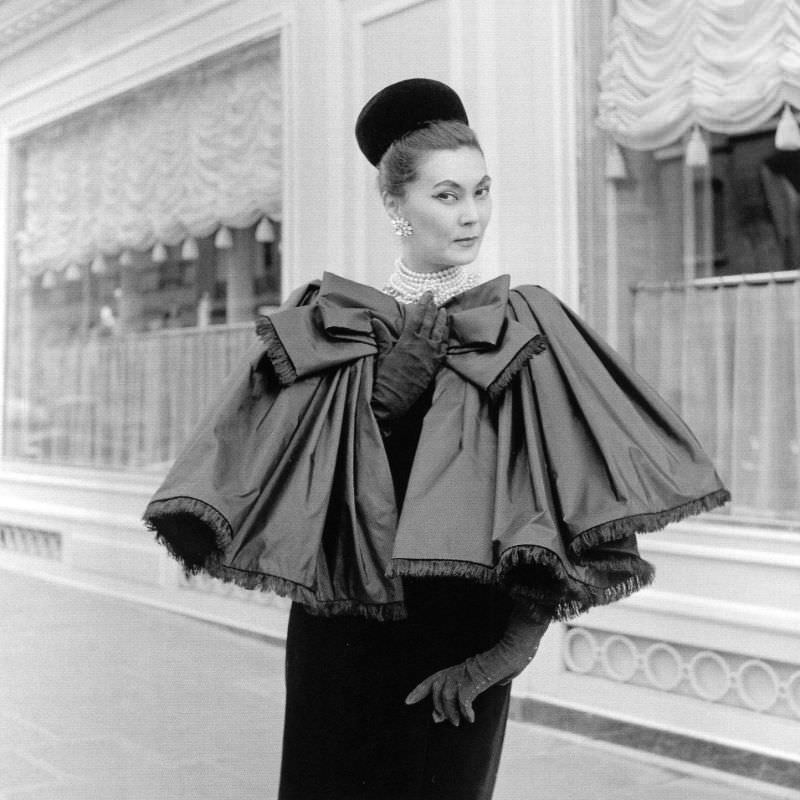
[{"xmin": 391, "ymin": 217, "xmax": 414, "ymax": 237}]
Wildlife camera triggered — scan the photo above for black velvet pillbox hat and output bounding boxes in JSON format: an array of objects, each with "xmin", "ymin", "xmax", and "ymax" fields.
[{"xmin": 355, "ymin": 78, "xmax": 469, "ymax": 166}]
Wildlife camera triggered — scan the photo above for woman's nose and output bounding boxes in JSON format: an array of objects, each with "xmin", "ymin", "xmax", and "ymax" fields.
[{"xmin": 459, "ymin": 199, "xmax": 478, "ymax": 225}]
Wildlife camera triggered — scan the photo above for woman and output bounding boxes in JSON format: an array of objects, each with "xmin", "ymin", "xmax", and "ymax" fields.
[{"xmin": 144, "ymin": 79, "xmax": 729, "ymax": 799}]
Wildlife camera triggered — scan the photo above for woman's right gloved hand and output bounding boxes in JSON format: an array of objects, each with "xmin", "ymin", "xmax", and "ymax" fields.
[
  {"xmin": 405, "ymin": 606, "xmax": 550, "ymax": 726},
  {"xmin": 370, "ymin": 292, "xmax": 449, "ymax": 426}
]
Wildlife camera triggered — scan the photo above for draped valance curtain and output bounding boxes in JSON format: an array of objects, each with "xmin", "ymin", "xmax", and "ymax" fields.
[
  {"xmin": 597, "ymin": 0, "xmax": 800, "ymax": 152},
  {"xmin": 16, "ymin": 38, "xmax": 281, "ymax": 275}
]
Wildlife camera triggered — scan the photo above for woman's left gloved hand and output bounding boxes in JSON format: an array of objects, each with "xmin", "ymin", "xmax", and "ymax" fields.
[
  {"xmin": 404, "ymin": 606, "xmax": 549, "ymax": 727},
  {"xmin": 370, "ymin": 291, "xmax": 449, "ymax": 426}
]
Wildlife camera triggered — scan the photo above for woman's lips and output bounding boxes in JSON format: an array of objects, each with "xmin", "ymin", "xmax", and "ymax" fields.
[{"xmin": 454, "ymin": 236, "xmax": 479, "ymax": 245}]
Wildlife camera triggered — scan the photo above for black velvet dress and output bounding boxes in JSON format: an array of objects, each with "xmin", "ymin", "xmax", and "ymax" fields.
[{"xmin": 278, "ymin": 388, "xmax": 514, "ymax": 800}]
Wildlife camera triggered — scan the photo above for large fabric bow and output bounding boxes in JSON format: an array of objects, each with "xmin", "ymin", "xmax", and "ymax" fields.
[{"xmin": 257, "ymin": 272, "xmax": 546, "ymax": 399}]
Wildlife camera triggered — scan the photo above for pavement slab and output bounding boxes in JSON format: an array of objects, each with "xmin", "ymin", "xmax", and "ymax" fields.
[{"xmin": 0, "ymin": 568, "xmax": 793, "ymax": 800}]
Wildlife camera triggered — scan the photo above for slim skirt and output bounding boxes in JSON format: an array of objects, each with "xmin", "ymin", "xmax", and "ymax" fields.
[{"xmin": 278, "ymin": 578, "xmax": 514, "ymax": 800}]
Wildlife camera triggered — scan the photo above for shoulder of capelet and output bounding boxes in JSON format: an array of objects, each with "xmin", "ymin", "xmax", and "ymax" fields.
[{"xmin": 143, "ymin": 272, "xmax": 730, "ymax": 623}]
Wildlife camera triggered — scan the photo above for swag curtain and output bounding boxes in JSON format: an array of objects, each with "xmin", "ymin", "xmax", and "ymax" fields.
[
  {"xmin": 16, "ymin": 38, "xmax": 281, "ymax": 275},
  {"xmin": 632, "ymin": 279, "xmax": 800, "ymax": 520},
  {"xmin": 598, "ymin": 0, "xmax": 800, "ymax": 150}
]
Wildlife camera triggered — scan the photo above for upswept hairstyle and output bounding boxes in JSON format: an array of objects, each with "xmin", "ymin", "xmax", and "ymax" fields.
[{"xmin": 378, "ymin": 120, "xmax": 482, "ymax": 198}]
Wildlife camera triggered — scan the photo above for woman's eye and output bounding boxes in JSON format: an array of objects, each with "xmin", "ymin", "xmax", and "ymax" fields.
[
  {"xmin": 436, "ymin": 192, "xmax": 458, "ymax": 201},
  {"xmin": 476, "ymin": 186, "xmax": 491, "ymax": 197}
]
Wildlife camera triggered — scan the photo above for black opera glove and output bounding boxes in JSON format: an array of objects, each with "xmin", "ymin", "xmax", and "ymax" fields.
[
  {"xmin": 404, "ymin": 605, "xmax": 550, "ymax": 727},
  {"xmin": 370, "ymin": 291, "xmax": 449, "ymax": 426}
]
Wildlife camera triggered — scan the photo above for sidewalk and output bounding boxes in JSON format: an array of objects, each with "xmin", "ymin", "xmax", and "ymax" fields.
[{"xmin": 0, "ymin": 569, "xmax": 795, "ymax": 800}]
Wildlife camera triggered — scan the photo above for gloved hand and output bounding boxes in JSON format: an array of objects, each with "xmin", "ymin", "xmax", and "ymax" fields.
[
  {"xmin": 370, "ymin": 292, "xmax": 449, "ymax": 426},
  {"xmin": 404, "ymin": 605, "xmax": 550, "ymax": 726}
]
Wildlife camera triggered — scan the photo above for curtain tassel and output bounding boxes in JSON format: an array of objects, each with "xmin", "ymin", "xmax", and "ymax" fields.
[
  {"xmin": 41, "ymin": 270, "xmax": 57, "ymax": 289},
  {"xmin": 775, "ymin": 104, "xmax": 800, "ymax": 150},
  {"xmin": 64, "ymin": 263, "xmax": 82, "ymax": 282},
  {"xmin": 119, "ymin": 250, "xmax": 133, "ymax": 267},
  {"xmin": 685, "ymin": 126, "xmax": 709, "ymax": 167},
  {"xmin": 215, "ymin": 226, "xmax": 233, "ymax": 249},
  {"xmin": 152, "ymin": 242, "xmax": 168, "ymax": 264},
  {"xmin": 181, "ymin": 236, "xmax": 199, "ymax": 261},
  {"xmin": 605, "ymin": 140, "xmax": 628, "ymax": 180},
  {"xmin": 91, "ymin": 253, "xmax": 107, "ymax": 275},
  {"xmin": 255, "ymin": 216, "xmax": 276, "ymax": 242}
]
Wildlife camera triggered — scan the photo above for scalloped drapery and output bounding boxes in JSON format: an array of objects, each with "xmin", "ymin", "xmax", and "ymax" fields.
[
  {"xmin": 16, "ymin": 38, "xmax": 281, "ymax": 275},
  {"xmin": 597, "ymin": 0, "xmax": 800, "ymax": 151}
]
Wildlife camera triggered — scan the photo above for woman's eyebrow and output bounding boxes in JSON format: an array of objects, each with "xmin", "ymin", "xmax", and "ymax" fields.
[{"xmin": 432, "ymin": 175, "xmax": 492, "ymax": 189}]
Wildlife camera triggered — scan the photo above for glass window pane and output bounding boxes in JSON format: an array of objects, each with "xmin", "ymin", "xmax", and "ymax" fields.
[{"xmin": 3, "ymin": 41, "xmax": 282, "ymax": 470}]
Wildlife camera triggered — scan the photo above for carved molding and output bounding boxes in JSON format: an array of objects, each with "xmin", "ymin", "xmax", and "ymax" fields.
[
  {"xmin": 564, "ymin": 626, "xmax": 800, "ymax": 721},
  {"xmin": 0, "ymin": 522, "xmax": 62, "ymax": 560}
]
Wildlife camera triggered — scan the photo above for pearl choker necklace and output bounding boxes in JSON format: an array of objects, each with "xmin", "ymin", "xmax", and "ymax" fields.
[{"xmin": 383, "ymin": 258, "xmax": 478, "ymax": 305}]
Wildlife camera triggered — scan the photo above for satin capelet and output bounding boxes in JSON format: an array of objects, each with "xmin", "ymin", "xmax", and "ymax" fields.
[{"xmin": 144, "ymin": 273, "xmax": 729, "ymax": 622}]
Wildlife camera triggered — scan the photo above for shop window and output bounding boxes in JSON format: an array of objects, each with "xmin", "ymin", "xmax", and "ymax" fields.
[
  {"xmin": 579, "ymin": 6, "xmax": 799, "ymax": 523},
  {"xmin": 618, "ymin": 133, "xmax": 800, "ymax": 523},
  {"xmin": 3, "ymin": 39, "xmax": 282, "ymax": 470},
  {"xmin": 4, "ymin": 220, "xmax": 282, "ymax": 468}
]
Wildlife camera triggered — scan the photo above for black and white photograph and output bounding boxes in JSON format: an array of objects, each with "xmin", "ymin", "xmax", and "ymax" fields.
[{"xmin": 0, "ymin": 1, "xmax": 798, "ymax": 798}]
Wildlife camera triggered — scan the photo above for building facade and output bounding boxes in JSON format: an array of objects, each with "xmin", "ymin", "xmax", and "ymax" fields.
[{"xmin": 0, "ymin": 0, "xmax": 797, "ymax": 779}]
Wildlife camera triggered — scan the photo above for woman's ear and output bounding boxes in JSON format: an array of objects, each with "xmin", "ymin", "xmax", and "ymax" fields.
[{"xmin": 382, "ymin": 192, "xmax": 401, "ymax": 220}]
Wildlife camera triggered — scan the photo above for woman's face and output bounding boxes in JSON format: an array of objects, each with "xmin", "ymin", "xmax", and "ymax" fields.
[{"xmin": 385, "ymin": 146, "xmax": 492, "ymax": 273}]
